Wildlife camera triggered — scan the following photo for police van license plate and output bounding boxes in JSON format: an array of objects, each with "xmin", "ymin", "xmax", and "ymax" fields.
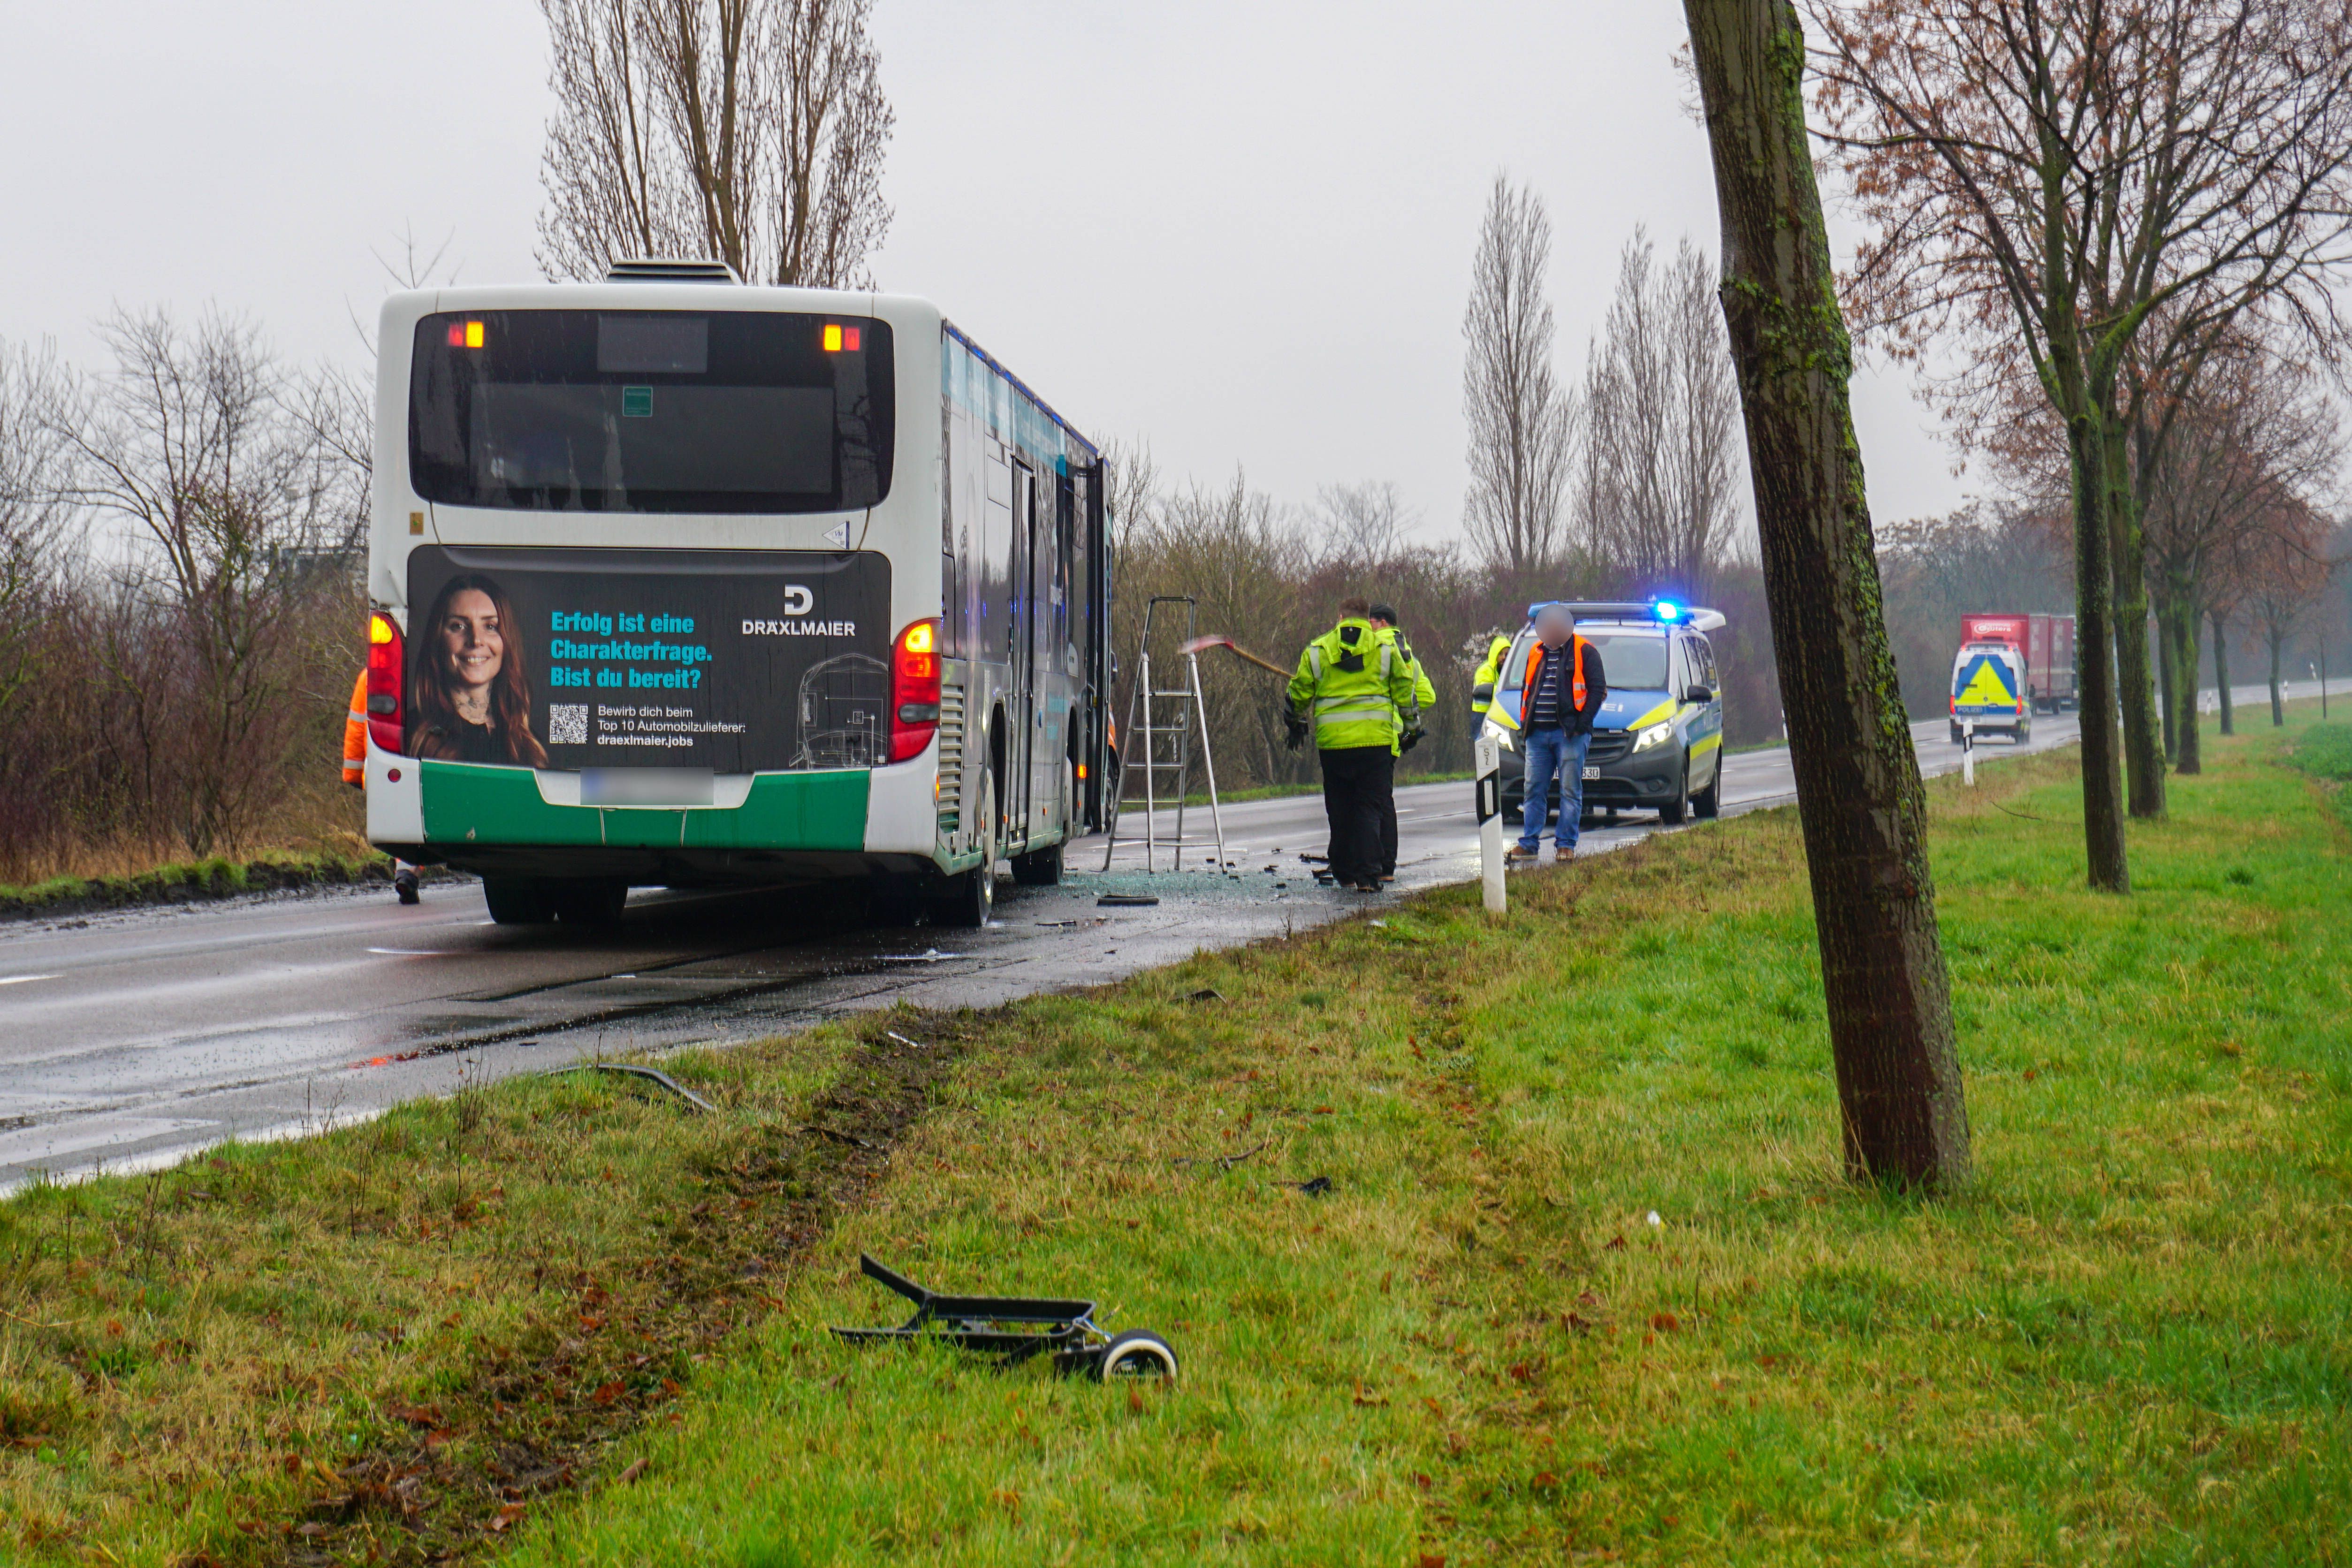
[{"xmin": 1581, "ymin": 766, "xmax": 1599, "ymax": 780}]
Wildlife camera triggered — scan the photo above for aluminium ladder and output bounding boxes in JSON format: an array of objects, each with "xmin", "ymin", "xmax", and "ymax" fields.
[{"xmin": 1101, "ymin": 595, "xmax": 1226, "ymax": 872}]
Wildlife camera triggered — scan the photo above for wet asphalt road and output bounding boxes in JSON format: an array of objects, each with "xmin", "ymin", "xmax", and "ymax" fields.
[{"xmin": 3, "ymin": 680, "xmax": 2310, "ymax": 1189}]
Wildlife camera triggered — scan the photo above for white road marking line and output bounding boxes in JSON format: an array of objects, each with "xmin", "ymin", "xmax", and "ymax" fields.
[
  {"xmin": 0, "ymin": 974, "xmax": 59, "ymax": 986},
  {"xmin": 365, "ymin": 948, "xmax": 455, "ymax": 956}
]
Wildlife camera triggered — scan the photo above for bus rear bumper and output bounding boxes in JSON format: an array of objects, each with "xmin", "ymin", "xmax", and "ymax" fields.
[{"xmin": 366, "ymin": 746, "xmax": 941, "ymax": 884}]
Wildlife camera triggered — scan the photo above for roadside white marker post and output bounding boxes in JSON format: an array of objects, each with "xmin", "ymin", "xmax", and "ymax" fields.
[
  {"xmin": 1962, "ymin": 718, "xmax": 1976, "ymax": 786},
  {"xmin": 1475, "ymin": 734, "xmax": 1506, "ymax": 916}
]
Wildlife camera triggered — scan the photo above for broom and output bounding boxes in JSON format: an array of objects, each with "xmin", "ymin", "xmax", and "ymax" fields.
[{"xmin": 1178, "ymin": 634, "xmax": 1290, "ymax": 678}]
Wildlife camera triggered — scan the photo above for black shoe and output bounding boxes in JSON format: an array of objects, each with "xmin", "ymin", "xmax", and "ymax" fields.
[{"xmin": 394, "ymin": 869, "xmax": 420, "ymax": 906}]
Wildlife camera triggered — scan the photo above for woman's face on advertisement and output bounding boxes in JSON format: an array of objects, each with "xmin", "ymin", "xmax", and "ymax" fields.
[{"xmin": 438, "ymin": 589, "xmax": 504, "ymax": 692}]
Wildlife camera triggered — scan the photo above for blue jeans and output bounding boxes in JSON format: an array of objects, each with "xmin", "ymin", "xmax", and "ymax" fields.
[{"xmin": 1517, "ymin": 729, "xmax": 1590, "ymax": 854}]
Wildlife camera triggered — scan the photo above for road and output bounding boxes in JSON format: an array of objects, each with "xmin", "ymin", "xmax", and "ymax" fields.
[{"xmin": 0, "ymin": 677, "xmax": 2321, "ymax": 1189}]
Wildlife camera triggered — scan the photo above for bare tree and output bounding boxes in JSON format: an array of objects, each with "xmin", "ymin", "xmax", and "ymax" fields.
[
  {"xmin": 1461, "ymin": 175, "xmax": 1575, "ymax": 583},
  {"xmin": 2141, "ymin": 339, "xmax": 2340, "ymax": 771},
  {"xmin": 2243, "ymin": 497, "xmax": 2337, "ymax": 724},
  {"xmin": 1684, "ymin": 0, "xmax": 1972, "ymax": 1187},
  {"xmin": 1814, "ymin": 0, "xmax": 2352, "ymax": 889},
  {"xmin": 537, "ymin": 0, "xmax": 893, "ymax": 286},
  {"xmin": 50, "ymin": 311, "xmax": 341, "ymax": 856},
  {"xmin": 0, "ymin": 341, "xmax": 77, "ymax": 728},
  {"xmin": 1314, "ymin": 480, "xmax": 1413, "ymax": 566},
  {"xmin": 1580, "ymin": 230, "xmax": 1746, "ymax": 595}
]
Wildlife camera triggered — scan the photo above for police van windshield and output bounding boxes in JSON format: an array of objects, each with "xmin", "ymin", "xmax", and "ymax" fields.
[{"xmin": 1503, "ymin": 629, "xmax": 1670, "ymax": 692}]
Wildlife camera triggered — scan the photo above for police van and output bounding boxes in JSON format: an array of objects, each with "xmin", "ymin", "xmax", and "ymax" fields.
[{"xmin": 1479, "ymin": 601, "xmax": 1728, "ymax": 827}]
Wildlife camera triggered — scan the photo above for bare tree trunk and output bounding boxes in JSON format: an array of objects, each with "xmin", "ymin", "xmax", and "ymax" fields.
[
  {"xmin": 2269, "ymin": 627, "xmax": 2287, "ymax": 725},
  {"xmin": 2155, "ymin": 588, "xmax": 2178, "ymax": 763},
  {"xmin": 2170, "ymin": 594, "xmax": 2202, "ymax": 775},
  {"xmin": 2107, "ymin": 423, "xmax": 2167, "ymax": 816},
  {"xmin": 2212, "ymin": 609, "xmax": 2234, "ymax": 736},
  {"xmin": 1683, "ymin": 0, "xmax": 1970, "ymax": 1188},
  {"xmin": 2059, "ymin": 393, "xmax": 2131, "ymax": 891}
]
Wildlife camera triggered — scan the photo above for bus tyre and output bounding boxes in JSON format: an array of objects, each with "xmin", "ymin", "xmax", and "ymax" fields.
[
  {"xmin": 1658, "ymin": 757, "xmax": 1689, "ymax": 825},
  {"xmin": 483, "ymin": 877, "xmax": 554, "ymax": 926},
  {"xmin": 1692, "ymin": 765, "xmax": 1720, "ymax": 820},
  {"xmin": 1011, "ymin": 840, "xmax": 1062, "ymax": 886},
  {"xmin": 1096, "ymin": 1329, "xmax": 1178, "ymax": 1382},
  {"xmin": 936, "ymin": 774, "xmax": 997, "ymax": 928},
  {"xmin": 550, "ymin": 879, "xmax": 628, "ymax": 926}
]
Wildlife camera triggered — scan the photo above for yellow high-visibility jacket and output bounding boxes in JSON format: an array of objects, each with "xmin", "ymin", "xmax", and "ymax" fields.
[
  {"xmin": 1288, "ymin": 618, "xmax": 1420, "ymax": 751},
  {"xmin": 1375, "ymin": 626, "xmax": 1439, "ymax": 756},
  {"xmin": 1470, "ymin": 635, "xmax": 1512, "ymax": 716}
]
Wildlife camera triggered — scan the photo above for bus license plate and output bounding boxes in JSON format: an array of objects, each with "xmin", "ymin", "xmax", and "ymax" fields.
[{"xmin": 1581, "ymin": 766, "xmax": 1599, "ymax": 780}]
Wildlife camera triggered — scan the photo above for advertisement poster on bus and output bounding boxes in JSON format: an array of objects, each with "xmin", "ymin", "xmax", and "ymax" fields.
[{"xmin": 402, "ymin": 545, "xmax": 891, "ymax": 776}]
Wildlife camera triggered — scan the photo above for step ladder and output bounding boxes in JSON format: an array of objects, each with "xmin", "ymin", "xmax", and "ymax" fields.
[{"xmin": 1102, "ymin": 595, "xmax": 1226, "ymax": 872}]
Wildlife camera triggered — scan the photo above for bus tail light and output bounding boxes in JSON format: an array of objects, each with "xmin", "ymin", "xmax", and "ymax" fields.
[
  {"xmin": 365, "ymin": 613, "xmax": 404, "ymax": 754},
  {"xmin": 890, "ymin": 617, "xmax": 942, "ymax": 763}
]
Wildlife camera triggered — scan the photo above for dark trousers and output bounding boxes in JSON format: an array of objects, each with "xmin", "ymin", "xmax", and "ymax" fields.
[
  {"xmin": 1376, "ymin": 753, "xmax": 1398, "ymax": 875},
  {"xmin": 1318, "ymin": 746, "xmax": 1392, "ymax": 885}
]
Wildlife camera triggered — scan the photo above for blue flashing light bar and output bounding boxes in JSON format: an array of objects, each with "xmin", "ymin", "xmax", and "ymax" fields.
[{"xmin": 1653, "ymin": 600, "xmax": 1683, "ymax": 623}]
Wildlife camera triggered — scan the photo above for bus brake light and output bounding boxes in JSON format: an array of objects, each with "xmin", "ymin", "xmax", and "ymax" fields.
[
  {"xmin": 365, "ymin": 613, "xmax": 404, "ymax": 754},
  {"xmin": 889, "ymin": 617, "xmax": 943, "ymax": 763},
  {"xmin": 822, "ymin": 323, "xmax": 860, "ymax": 353}
]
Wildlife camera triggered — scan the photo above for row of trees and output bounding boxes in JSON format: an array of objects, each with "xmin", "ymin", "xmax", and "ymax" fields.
[
  {"xmin": 1461, "ymin": 178, "xmax": 1748, "ymax": 604},
  {"xmin": 1812, "ymin": 0, "xmax": 2352, "ymax": 892},
  {"xmin": 0, "ymin": 323, "xmax": 367, "ymax": 883}
]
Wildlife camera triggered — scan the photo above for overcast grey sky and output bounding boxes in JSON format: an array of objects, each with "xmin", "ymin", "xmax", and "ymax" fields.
[{"xmin": 0, "ymin": 0, "xmax": 1970, "ymax": 543}]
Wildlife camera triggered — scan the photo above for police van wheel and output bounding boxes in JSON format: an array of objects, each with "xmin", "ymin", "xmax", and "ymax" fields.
[
  {"xmin": 1692, "ymin": 767, "xmax": 1720, "ymax": 820},
  {"xmin": 482, "ymin": 877, "xmax": 555, "ymax": 926},
  {"xmin": 1011, "ymin": 840, "xmax": 1062, "ymax": 886},
  {"xmin": 1658, "ymin": 759, "xmax": 1690, "ymax": 825}
]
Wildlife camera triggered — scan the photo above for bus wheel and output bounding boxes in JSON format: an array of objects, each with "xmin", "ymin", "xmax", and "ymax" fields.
[
  {"xmin": 1011, "ymin": 840, "xmax": 1062, "ymax": 886},
  {"xmin": 483, "ymin": 877, "xmax": 555, "ymax": 926},
  {"xmin": 936, "ymin": 774, "xmax": 997, "ymax": 928},
  {"xmin": 549, "ymin": 879, "xmax": 628, "ymax": 926}
]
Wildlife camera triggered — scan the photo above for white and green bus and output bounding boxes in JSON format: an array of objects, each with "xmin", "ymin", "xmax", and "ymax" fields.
[{"xmin": 361, "ymin": 260, "xmax": 1112, "ymax": 927}]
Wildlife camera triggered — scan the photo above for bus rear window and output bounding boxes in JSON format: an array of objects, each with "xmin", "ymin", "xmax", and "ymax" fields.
[{"xmin": 408, "ymin": 310, "xmax": 893, "ymax": 514}]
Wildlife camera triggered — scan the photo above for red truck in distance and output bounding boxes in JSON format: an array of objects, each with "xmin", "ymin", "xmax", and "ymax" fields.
[{"xmin": 1949, "ymin": 613, "xmax": 2077, "ymax": 745}]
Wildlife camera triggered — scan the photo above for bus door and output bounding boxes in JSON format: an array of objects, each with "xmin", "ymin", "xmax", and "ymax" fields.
[
  {"xmin": 1046, "ymin": 470, "xmax": 1075, "ymax": 834},
  {"xmin": 1027, "ymin": 470, "xmax": 1070, "ymax": 838},
  {"xmin": 1009, "ymin": 461, "xmax": 1037, "ymax": 846}
]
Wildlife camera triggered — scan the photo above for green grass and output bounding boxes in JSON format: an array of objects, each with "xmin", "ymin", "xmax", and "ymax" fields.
[
  {"xmin": 0, "ymin": 847, "xmax": 408, "ymax": 921},
  {"xmin": 4, "ymin": 709, "xmax": 2347, "ymax": 1566},
  {"xmin": 2292, "ymin": 721, "xmax": 2352, "ymax": 781}
]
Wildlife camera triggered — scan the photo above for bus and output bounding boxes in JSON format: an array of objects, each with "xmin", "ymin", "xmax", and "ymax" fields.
[{"xmin": 360, "ymin": 260, "xmax": 1113, "ymax": 929}]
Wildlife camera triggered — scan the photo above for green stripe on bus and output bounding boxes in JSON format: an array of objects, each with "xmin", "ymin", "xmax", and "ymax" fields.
[{"xmin": 418, "ymin": 761, "xmax": 871, "ymax": 851}]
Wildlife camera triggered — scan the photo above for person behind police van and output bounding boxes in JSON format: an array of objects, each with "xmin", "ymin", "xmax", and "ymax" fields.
[
  {"xmin": 343, "ymin": 670, "xmax": 423, "ymax": 905},
  {"xmin": 1285, "ymin": 595, "xmax": 1419, "ymax": 893},
  {"xmin": 1470, "ymin": 632, "xmax": 1513, "ymax": 718},
  {"xmin": 1506, "ymin": 604, "xmax": 1607, "ymax": 865},
  {"xmin": 1368, "ymin": 602, "xmax": 1436, "ymax": 884}
]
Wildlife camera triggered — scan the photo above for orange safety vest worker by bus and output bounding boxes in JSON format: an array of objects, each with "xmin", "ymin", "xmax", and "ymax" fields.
[
  {"xmin": 342, "ymin": 670, "xmax": 368, "ymax": 787},
  {"xmin": 345, "ymin": 670, "xmax": 420, "ymax": 902}
]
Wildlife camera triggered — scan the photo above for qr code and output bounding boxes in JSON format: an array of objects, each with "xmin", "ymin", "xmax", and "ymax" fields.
[{"xmin": 548, "ymin": 704, "xmax": 588, "ymax": 746}]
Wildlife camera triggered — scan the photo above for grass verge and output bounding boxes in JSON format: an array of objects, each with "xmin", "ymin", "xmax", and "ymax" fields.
[
  {"xmin": 5, "ymin": 710, "xmax": 2347, "ymax": 1565},
  {"xmin": 0, "ymin": 847, "xmax": 431, "ymax": 924}
]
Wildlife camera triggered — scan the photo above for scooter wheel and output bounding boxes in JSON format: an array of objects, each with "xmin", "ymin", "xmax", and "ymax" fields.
[{"xmin": 1097, "ymin": 1329, "xmax": 1178, "ymax": 1382}]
